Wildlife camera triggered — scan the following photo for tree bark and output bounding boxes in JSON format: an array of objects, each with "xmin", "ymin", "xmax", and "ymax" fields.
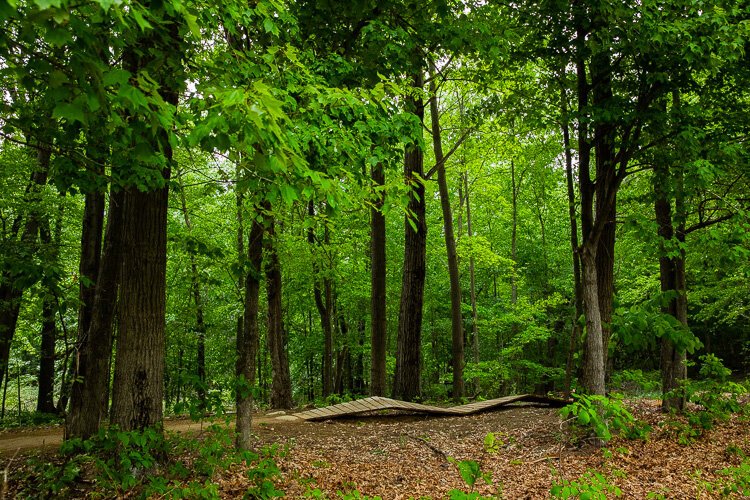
[
  {"xmin": 308, "ymin": 201, "xmax": 333, "ymax": 397},
  {"xmin": 36, "ymin": 206, "xmax": 62, "ymax": 414},
  {"xmin": 465, "ymin": 173, "xmax": 480, "ymax": 388},
  {"xmin": 561, "ymin": 85, "xmax": 584, "ymax": 397},
  {"xmin": 265, "ymin": 210, "xmax": 293, "ymax": 409},
  {"xmin": 429, "ymin": 71, "xmax": 464, "ymax": 401},
  {"xmin": 109, "ymin": 179, "xmax": 170, "ymax": 431},
  {"xmin": 236, "ymin": 211, "xmax": 264, "ymax": 450},
  {"xmin": 655, "ymin": 160, "xmax": 688, "ymax": 412},
  {"xmin": 510, "ymin": 159, "xmax": 519, "ymax": 306},
  {"xmin": 393, "ymin": 70, "xmax": 426, "ymax": 402},
  {"xmin": 62, "ymin": 187, "xmax": 105, "ymax": 415},
  {"xmin": 580, "ymin": 245, "xmax": 606, "ymax": 396},
  {"xmin": 0, "ymin": 146, "xmax": 50, "ymax": 391},
  {"xmin": 67, "ymin": 189, "xmax": 125, "ymax": 439},
  {"xmin": 369, "ymin": 161, "xmax": 387, "ymax": 396}
]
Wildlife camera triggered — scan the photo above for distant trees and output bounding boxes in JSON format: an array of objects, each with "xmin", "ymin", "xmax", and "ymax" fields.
[{"xmin": 0, "ymin": 0, "xmax": 747, "ymax": 443}]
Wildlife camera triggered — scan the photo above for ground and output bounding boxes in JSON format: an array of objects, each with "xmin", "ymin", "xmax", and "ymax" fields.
[{"xmin": 2, "ymin": 400, "xmax": 749, "ymax": 498}]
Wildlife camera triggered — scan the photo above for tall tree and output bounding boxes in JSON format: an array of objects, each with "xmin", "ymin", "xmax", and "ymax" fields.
[
  {"xmin": 109, "ymin": 4, "xmax": 184, "ymax": 432},
  {"xmin": 429, "ymin": 67, "xmax": 464, "ymax": 401},
  {"xmin": 369, "ymin": 160, "xmax": 387, "ymax": 397},
  {"xmin": 236, "ymin": 211, "xmax": 264, "ymax": 450},
  {"xmin": 265, "ymin": 209, "xmax": 293, "ymax": 409},
  {"xmin": 393, "ymin": 70, "xmax": 427, "ymax": 402}
]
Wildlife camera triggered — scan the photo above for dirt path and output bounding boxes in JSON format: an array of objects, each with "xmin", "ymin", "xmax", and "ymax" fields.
[{"xmin": 0, "ymin": 414, "xmax": 287, "ymax": 456}]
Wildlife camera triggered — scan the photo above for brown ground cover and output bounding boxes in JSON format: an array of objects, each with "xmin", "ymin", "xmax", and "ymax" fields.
[{"xmin": 2, "ymin": 400, "xmax": 749, "ymax": 498}]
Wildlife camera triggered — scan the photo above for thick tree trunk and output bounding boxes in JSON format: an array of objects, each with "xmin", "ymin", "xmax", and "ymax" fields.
[
  {"xmin": 109, "ymin": 5, "xmax": 181, "ymax": 433},
  {"xmin": 109, "ymin": 180, "xmax": 170, "ymax": 431},
  {"xmin": 369, "ymin": 162, "xmax": 388, "ymax": 397},
  {"xmin": 429, "ymin": 73, "xmax": 464, "ymax": 401},
  {"xmin": 67, "ymin": 189, "xmax": 125, "ymax": 439},
  {"xmin": 236, "ymin": 213, "xmax": 264, "ymax": 450},
  {"xmin": 580, "ymin": 245, "xmax": 606, "ymax": 396},
  {"xmin": 265, "ymin": 212, "xmax": 293, "ymax": 409},
  {"xmin": 393, "ymin": 70, "xmax": 426, "ymax": 402}
]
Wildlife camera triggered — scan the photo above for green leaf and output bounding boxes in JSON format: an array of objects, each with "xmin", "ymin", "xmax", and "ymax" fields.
[{"xmin": 52, "ymin": 102, "xmax": 86, "ymax": 124}]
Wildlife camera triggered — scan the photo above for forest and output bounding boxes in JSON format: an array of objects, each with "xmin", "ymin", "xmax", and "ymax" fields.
[{"xmin": 1, "ymin": 0, "xmax": 749, "ymax": 497}]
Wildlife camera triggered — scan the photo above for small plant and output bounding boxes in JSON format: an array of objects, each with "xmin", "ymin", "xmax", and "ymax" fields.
[
  {"xmin": 550, "ymin": 469, "xmax": 623, "ymax": 499},
  {"xmin": 447, "ymin": 457, "xmax": 500, "ymax": 499},
  {"xmin": 483, "ymin": 432, "xmax": 507, "ymax": 454},
  {"xmin": 560, "ymin": 394, "xmax": 651, "ymax": 444},
  {"xmin": 705, "ymin": 458, "xmax": 750, "ymax": 497}
]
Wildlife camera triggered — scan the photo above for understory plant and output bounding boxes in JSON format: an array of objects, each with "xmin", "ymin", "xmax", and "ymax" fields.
[
  {"xmin": 560, "ymin": 394, "xmax": 651, "ymax": 444},
  {"xmin": 17, "ymin": 424, "xmax": 285, "ymax": 499},
  {"xmin": 664, "ymin": 355, "xmax": 748, "ymax": 445},
  {"xmin": 550, "ymin": 469, "xmax": 623, "ymax": 499}
]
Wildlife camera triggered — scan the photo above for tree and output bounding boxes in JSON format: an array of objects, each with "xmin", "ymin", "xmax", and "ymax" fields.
[
  {"xmin": 429, "ymin": 65, "xmax": 464, "ymax": 401},
  {"xmin": 109, "ymin": 3, "xmax": 184, "ymax": 432}
]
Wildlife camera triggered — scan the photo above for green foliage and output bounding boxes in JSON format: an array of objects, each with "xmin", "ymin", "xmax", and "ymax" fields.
[
  {"xmin": 706, "ymin": 458, "xmax": 750, "ymax": 497},
  {"xmin": 446, "ymin": 457, "xmax": 499, "ymax": 498},
  {"xmin": 560, "ymin": 395, "xmax": 651, "ymax": 444},
  {"xmin": 550, "ymin": 470, "xmax": 623, "ymax": 499},
  {"xmin": 698, "ymin": 354, "xmax": 732, "ymax": 382},
  {"xmin": 20, "ymin": 425, "xmax": 286, "ymax": 498},
  {"xmin": 483, "ymin": 432, "xmax": 507, "ymax": 454},
  {"xmin": 610, "ymin": 370, "xmax": 661, "ymax": 395},
  {"xmin": 665, "ymin": 356, "xmax": 748, "ymax": 445}
]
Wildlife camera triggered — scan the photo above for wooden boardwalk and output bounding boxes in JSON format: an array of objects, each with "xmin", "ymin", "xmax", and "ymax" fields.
[{"xmin": 295, "ymin": 394, "xmax": 566, "ymax": 421}]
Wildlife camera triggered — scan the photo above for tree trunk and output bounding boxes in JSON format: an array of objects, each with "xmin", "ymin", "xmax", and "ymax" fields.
[
  {"xmin": 369, "ymin": 161, "xmax": 388, "ymax": 397},
  {"xmin": 309, "ymin": 201, "xmax": 333, "ymax": 397},
  {"xmin": 67, "ymin": 189, "xmax": 125, "ymax": 439},
  {"xmin": 510, "ymin": 159, "xmax": 519, "ymax": 306},
  {"xmin": 109, "ymin": 180, "xmax": 170, "ymax": 431},
  {"xmin": 62, "ymin": 187, "xmax": 105, "ymax": 415},
  {"xmin": 465, "ymin": 173, "xmax": 480, "ymax": 389},
  {"xmin": 109, "ymin": 5, "xmax": 181, "ymax": 433},
  {"xmin": 561, "ymin": 85, "xmax": 583, "ymax": 397},
  {"xmin": 655, "ymin": 161, "xmax": 688, "ymax": 412},
  {"xmin": 176, "ymin": 168, "xmax": 207, "ymax": 407},
  {"xmin": 580, "ymin": 244, "xmax": 605, "ymax": 396},
  {"xmin": 36, "ymin": 207, "xmax": 62, "ymax": 414},
  {"xmin": 236, "ymin": 212, "xmax": 264, "ymax": 450},
  {"xmin": 429, "ymin": 72, "xmax": 464, "ymax": 402},
  {"xmin": 0, "ymin": 146, "xmax": 51, "ymax": 391},
  {"xmin": 235, "ymin": 161, "xmax": 246, "ymax": 407},
  {"xmin": 265, "ymin": 211, "xmax": 293, "ymax": 409},
  {"xmin": 393, "ymin": 70, "xmax": 426, "ymax": 402}
]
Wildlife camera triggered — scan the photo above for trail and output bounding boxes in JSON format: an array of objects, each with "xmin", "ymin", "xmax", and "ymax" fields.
[{"xmin": 0, "ymin": 415, "xmax": 289, "ymax": 455}]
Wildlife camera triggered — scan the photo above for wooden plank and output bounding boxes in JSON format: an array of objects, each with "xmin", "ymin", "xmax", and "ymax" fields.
[{"xmin": 294, "ymin": 393, "xmax": 568, "ymax": 421}]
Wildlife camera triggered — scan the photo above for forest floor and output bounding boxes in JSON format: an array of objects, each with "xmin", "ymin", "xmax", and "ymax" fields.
[{"xmin": 2, "ymin": 399, "xmax": 749, "ymax": 498}]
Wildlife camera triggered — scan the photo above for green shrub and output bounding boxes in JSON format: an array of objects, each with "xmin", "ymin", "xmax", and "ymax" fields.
[
  {"xmin": 610, "ymin": 370, "xmax": 660, "ymax": 395},
  {"xmin": 560, "ymin": 394, "xmax": 651, "ymax": 444},
  {"xmin": 550, "ymin": 469, "xmax": 623, "ymax": 499}
]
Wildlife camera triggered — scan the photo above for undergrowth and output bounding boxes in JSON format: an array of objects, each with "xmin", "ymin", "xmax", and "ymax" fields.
[{"xmin": 16, "ymin": 424, "xmax": 285, "ymax": 499}]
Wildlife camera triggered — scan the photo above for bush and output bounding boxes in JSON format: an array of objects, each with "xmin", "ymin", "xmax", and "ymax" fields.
[
  {"xmin": 560, "ymin": 394, "xmax": 651, "ymax": 444},
  {"xmin": 551, "ymin": 469, "xmax": 623, "ymax": 499}
]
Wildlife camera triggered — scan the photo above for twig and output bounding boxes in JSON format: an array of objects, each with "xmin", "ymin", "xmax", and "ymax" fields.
[
  {"xmin": 526, "ymin": 455, "xmax": 560, "ymax": 464},
  {"xmin": 2, "ymin": 448, "xmax": 20, "ymax": 500},
  {"xmin": 406, "ymin": 434, "xmax": 448, "ymax": 460}
]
